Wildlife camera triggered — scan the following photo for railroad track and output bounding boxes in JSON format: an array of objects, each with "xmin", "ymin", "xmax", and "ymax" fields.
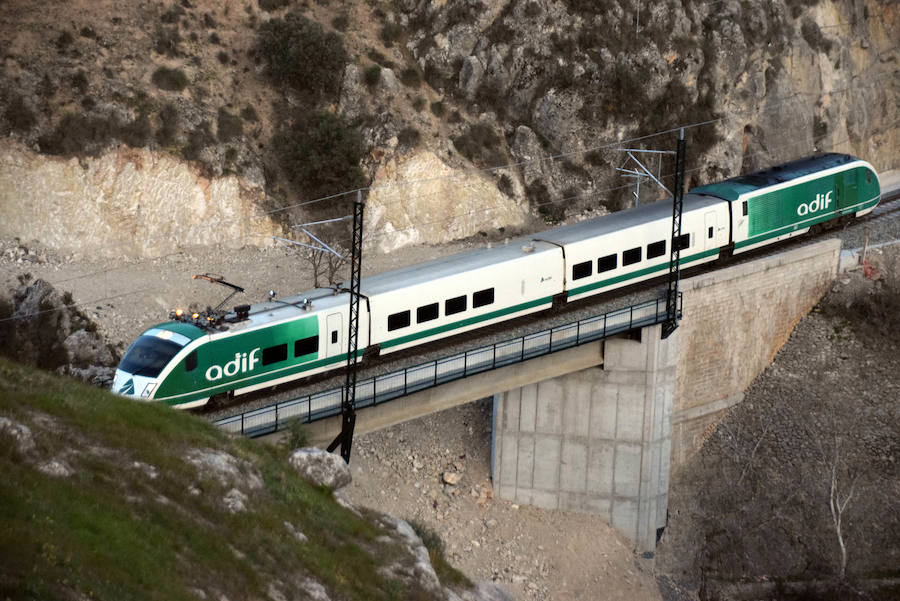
[{"xmin": 202, "ymin": 187, "xmax": 900, "ymax": 422}]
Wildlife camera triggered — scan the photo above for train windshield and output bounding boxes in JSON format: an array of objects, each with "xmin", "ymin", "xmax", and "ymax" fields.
[{"xmin": 119, "ymin": 336, "xmax": 182, "ymax": 378}]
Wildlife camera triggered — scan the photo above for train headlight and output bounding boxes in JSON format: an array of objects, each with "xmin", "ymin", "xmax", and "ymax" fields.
[
  {"xmin": 192, "ymin": 312, "xmax": 200, "ymax": 320},
  {"xmin": 175, "ymin": 308, "xmax": 184, "ymax": 318},
  {"xmin": 141, "ymin": 383, "xmax": 157, "ymax": 398}
]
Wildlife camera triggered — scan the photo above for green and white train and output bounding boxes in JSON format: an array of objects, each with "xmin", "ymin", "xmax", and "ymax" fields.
[{"xmin": 113, "ymin": 153, "xmax": 881, "ymax": 408}]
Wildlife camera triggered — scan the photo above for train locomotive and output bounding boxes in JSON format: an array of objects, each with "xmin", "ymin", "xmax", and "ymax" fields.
[{"xmin": 112, "ymin": 153, "xmax": 881, "ymax": 408}]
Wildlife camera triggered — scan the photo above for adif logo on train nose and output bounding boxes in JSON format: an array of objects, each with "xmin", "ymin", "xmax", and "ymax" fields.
[
  {"xmin": 797, "ymin": 191, "xmax": 833, "ymax": 216},
  {"xmin": 205, "ymin": 348, "xmax": 261, "ymax": 381}
]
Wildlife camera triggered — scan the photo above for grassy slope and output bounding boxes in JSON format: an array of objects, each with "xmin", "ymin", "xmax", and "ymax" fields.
[{"xmin": 0, "ymin": 359, "xmax": 439, "ymax": 601}]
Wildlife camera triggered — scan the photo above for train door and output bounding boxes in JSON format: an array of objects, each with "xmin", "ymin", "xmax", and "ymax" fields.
[
  {"xmin": 326, "ymin": 313, "xmax": 342, "ymax": 358},
  {"xmin": 704, "ymin": 211, "xmax": 718, "ymax": 250}
]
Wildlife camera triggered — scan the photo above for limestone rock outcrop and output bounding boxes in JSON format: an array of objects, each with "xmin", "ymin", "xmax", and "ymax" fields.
[
  {"xmin": 365, "ymin": 150, "xmax": 526, "ymax": 253},
  {"xmin": 0, "ymin": 140, "xmax": 281, "ymax": 258}
]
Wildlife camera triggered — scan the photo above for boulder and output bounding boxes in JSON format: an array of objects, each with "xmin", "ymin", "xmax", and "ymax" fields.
[{"xmin": 288, "ymin": 448, "xmax": 352, "ymax": 490}]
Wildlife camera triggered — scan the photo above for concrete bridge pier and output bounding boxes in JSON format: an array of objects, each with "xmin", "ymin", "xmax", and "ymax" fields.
[{"xmin": 492, "ymin": 323, "xmax": 677, "ymax": 552}]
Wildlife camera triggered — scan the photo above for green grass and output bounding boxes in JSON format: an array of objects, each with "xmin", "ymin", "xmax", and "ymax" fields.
[{"xmin": 0, "ymin": 360, "xmax": 447, "ymax": 601}]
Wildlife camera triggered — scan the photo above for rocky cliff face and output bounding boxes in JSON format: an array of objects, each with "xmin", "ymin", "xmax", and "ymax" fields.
[
  {"xmin": 0, "ymin": 140, "xmax": 280, "ymax": 257},
  {"xmin": 0, "ymin": 0, "xmax": 896, "ymax": 258}
]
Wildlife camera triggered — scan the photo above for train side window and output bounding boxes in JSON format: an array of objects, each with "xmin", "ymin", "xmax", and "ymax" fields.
[
  {"xmin": 742, "ymin": 201, "xmax": 748, "ymax": 216},
  {"xmin": 473, "ymin": 288, "xmax": 495, "ymax": 308},
  {"xmin": 417, "ymin": 303, "xmax": 439, "ymax": 323},
  {"xmin": 676, "ymin": 233, "xmax": 691, "ymax": 250},
  {"xmin": 185, "ymin": 350, "xmax": 197, "ymax": 372},
  {"xmin": 445, "ymin": 295, "xmax": 467, "ymax": 316},
  {"xmin": 572, "ymin": 261, "xmax": 592, "ymax": 280},
  {"xmin": 331, "ymin": 331, "xmax": 338, "ymax": 344},
  {"xmin": 388, "ymin": 310, "xmax": 411, "ymax": 331},
  {"xmin": 647, "ymin": 240, "xmax": 666, "ymax": 259},
  {"xmin": 598, "ymin": 254, "xmax": 617, "ymax": 273},
  {"xmin": 708, "ymin": 226, "xmax": 714, "ymax": 239},
  {"xmin": 622, "ymin": 247, "xmax": 641, "ymax": 266},
  {"xmin": 294, "ymin": 336, "xmax": 319, "ymax": 357},
  {"xmin": 262, "ymin": 343, "xmax": 288, "ymax": 366},
  {"xmin": 866, "ymin": 172, "xmax": 872, "ymax": 184}
]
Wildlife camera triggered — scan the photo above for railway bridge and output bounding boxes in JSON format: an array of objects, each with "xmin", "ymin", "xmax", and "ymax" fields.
[{"xmin": 217, "ymin": 237, "xmax": 844, "ymax": 551}]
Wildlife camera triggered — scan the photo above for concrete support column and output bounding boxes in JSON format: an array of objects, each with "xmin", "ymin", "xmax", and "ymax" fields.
[{"xmin": 492, "ymin": 323, "xmax": 677, "ymax": 551}]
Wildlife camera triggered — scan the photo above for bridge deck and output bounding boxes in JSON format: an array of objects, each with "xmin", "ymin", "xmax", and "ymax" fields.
[{"xmin": 214, "ymin": 295, "xmax": 680, "ymax": 438}]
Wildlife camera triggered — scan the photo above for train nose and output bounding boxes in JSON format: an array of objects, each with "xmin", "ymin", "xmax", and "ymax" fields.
[{"xmin": 112, "ymin": 370, "xmax": 134, "ymax": 395}]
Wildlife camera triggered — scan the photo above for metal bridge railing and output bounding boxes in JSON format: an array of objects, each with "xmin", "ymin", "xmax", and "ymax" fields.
[{"xmin": 214, "ymin": 294, "xmax": 681, "ymax": 438}]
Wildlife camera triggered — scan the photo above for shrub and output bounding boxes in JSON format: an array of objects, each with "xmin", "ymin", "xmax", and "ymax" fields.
[
  {"xmin": 258, "ymin": 0, "xmax": 290, "ymax": 11},
  {"xmin": 429, "ymin": 101, "xmax": 445, "ymax": 117},
  {"xmin": 216, "ymin": 50, "xmax": 229, "ymax": 64},
  {"xmin": 216, "ymin": 107, "xmax": 243, "ymax": 142},
  {"xmin": 55, "ymin": 30, "xmax": 74, "ymax": 52},
  {"xmin": 363, "ymin": 64, "xmax": 381, "ymax": 87},
  {"xmin": 331, "ymin": 14, "xmax": 349, "ymax": 31},
  {"xmin": 155, "ymin": 103, "xmax": 180, "ymax": 146},
  {"xmin": 119, "ymin": 113, "xmax": 152, "ymax": 147},
  {"xmin": 79, "ymin": 26, "xmax": 97, "ymax": 39},
  {"xmin": 399, "ymin": 67, "xmax": 420, "ymax": 88},
  {"xmin": 154, "ymin": 25, "xmax": 182, "ymax": 57},
  {"xmin": 256, "ymin": 12, "xmax": 349, "ymax": 103},
  {"xmin": 273, "ymin": 111, "xmax": 366, "ymax": 202},
  {"xmin": 182, "ymin": 120, "xmax": 215, "ymax": 162},
  {"xmin": 38, "ymin": 113, "xmax": 120, "ymax": 156},
  {"xmin": 397, "ymin": 126, "xmax": 420, "ymax": 147},
  {"xmin": 152, "ymin": 67, "xmax": 189, "ymax": 91},
  {"xmin": 379, "ymin": 22, "xmax": 403, "ymax": 47},
  {"xmin": 4, "ymin": 95, "xmax": 37, "ymax": 133},
  {"xmin": 71, "ymin": 70, "xmax": 89, "ymax": 94},
  {"xmin": 452, "ymin": 123, "xmax": 505, "ymax": 167},
  {"xmin": 411, "ymin": 96, "xmax": 425, "ymax": 111}
]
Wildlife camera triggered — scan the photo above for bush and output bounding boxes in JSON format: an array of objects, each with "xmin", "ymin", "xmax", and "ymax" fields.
[
  {"xmin": 155, "ymin": 103, "xmax": 180, "ymax": 146},
  {"xmin": 4, "ymin": 95, "xmax": 37, "ymax": 133},
  {"xmin": 273, "ymin": 111, "xmax": 366, "ymax": 202},
  {"xmin": 397, "ymin": 126, "xmax": 420, "ymax": 147},
  {"xmin": 216, "ymin": 107, "xmax": 243, "ymax": 142},
  {"xmin": 429, "ymin": 101, "xmax": 445, "ymax": 117},
  {"xmin": 453, "ymin": 123, "xmax": 504, "ymax": 166},
  {"xmin": 411, "ymin": 96, "xmax": 425, "ymax": 112},
  {"xmin": 119, "ymin": 113, "xmax": 152, "ymax": 148},
  {"xmin": 152, "ymin": 67, "xmax": 189, "ymax": 91},
  {"xmin": 363, "ymin": 64, "xmax": 381, "ymax": 87},
  {"xmin": 258, "ymin": 0, "xmax": 290, "ymax": 11},
  {"xmin": 331, "ymin": 14, "xmax": 349, "ymax": 31},
  {"xmin": 38, "ymin": 113, "xmax": 126, "ymax": 156},
  {"xmin": 256, "ymin": 12, "xmax": 349, "ymax": 103},
  {"xmin": 182, "ymin": 120, "xmax": 215, "ymax": 162},
  {"xmin": 71, "ymin": 70, "xmax": 89, "ymax": 94},
  {"xmin": 216, "ymin": 50, "xmax": 229, "ymax": 64},
  {"xmin": 154, "ymin": 25, "xmax": 182, "ymax": 57},
  {"xmin": 379, "ymin": 22, "xmax": 403, "ymax": 47},
  {"xmin": 399, "ymin": 67, "xmax": 420, "ymax": 88},
  {"xmin": 55, "ymin": 30, "xmax": 74, "ymax": 52}
]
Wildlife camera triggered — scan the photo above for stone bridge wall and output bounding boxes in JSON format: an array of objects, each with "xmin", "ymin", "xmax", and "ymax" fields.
[{"xmin": 672, "ymin": 239, "xmax": 842, "ymax": 469}]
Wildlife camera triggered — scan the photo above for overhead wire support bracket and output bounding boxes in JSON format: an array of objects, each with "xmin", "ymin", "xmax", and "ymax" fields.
[
  {"xmin": 662, "ymin": 130, "xmax": 686, "ymax": 339},
  {"xmin": 326, "ymin": 191, "xmax": 364, "ymax": 463}
]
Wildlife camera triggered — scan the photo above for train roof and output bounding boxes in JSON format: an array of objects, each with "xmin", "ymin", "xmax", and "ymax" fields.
[
  {"xmin": 690, "ymin": 153, "xmax": 859, "ymax": 201},
  {"xmin": 534, "ymin": 193, "xmax": 723, "ymax": 245},
  {"xmin": 357, "ymin": 237, "xmax": 559, "ymax": 294}
]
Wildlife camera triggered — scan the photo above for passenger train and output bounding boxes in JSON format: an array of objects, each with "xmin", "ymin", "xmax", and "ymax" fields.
[{"xmin": 112, "ymin": 153, "xmax": 881, "ymax": 408}]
